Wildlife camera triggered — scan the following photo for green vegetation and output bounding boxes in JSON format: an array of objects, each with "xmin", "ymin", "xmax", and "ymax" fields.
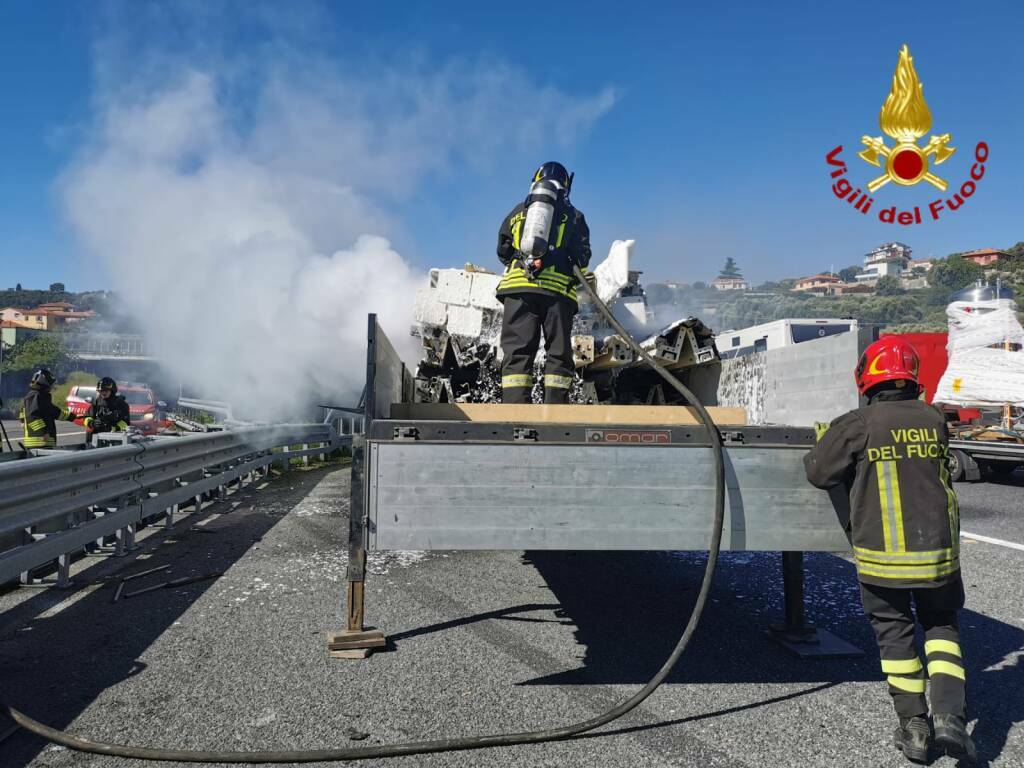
[
  {"xmin": 927, "ymin": 256, "xmax": 984, "ymax": 294},
  {"xmin": 0, "ymin": 334, "xmax": 69, "ymax": 374},
  {"xmin": 0, "ymin": 287, "xmax": 142, "ymax": 333},
  {"xmin": 653, "ymin": 247, "xmax": 1024, "ymax": 333},
  {"xmin": 51, "ymin": 371, "xmax": 97, "ymax": 407},
  {"xmin": 710, "ymin": 293, "xmax": 943, "ymax": 332},
  {"xmin": 0, "ymin": 287, "xmax": 72, "ymax": 308},
  {"xmin": 874, "ymin": 275, "xmax": 904, "ymax": 296},
  {"xmin": 837, "ymin": 265, "xmax": 861, "ymax": 282}
]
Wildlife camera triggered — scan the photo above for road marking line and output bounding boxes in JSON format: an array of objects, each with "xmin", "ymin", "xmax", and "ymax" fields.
[
  {"xmin": 961, "ymin": 531, "xmax": 1024, "ymax": 553},
  {"xmin": 984, "ymin": 649, "xmax": 1024, "ymax": 672},
  {"xmin": 37, "ymin": 584, "xmax": 102, "ymax": 619}
]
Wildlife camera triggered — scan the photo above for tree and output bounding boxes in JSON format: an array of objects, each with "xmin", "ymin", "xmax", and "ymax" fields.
[
  {"xmin": 0, "ymin": 334, "xmax": 69, "ymax": 373},
  {"xmin": 874, "ymin": 276, "xmax": 905, "ymax": 296},
  {"xmin": 928, "ymin": 256, "xmax": 983, "ymax": 294},
  {"xmin": 49, "ymin": 282, "xmax": 66, "ymax": 293},
  {"xmin": 719, "ymin": 258, "xmax": 742, "ymax": 278},
  {"xmin": 838, "ymin": 265, "xmax": 861, "ymax": 283},
  {"xmin": 692, "ymin": 281, "xmax": 708, "ymax": 290}
]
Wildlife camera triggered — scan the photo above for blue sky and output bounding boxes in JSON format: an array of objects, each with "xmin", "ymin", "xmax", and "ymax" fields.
[{"xmin": 2, "ymin": 0, "xmax": 1023, "ymax": 291}]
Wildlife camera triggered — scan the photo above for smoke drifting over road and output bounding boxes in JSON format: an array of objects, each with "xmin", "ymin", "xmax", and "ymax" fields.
[{"xmin": 60, "ymin": 56, "xmax": 614, "ymax": 417}]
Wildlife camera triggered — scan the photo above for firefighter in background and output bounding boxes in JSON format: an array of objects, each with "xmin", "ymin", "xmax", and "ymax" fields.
[
  {"xmin": 21, "ymin": 368, "xmax": 75, "ymax": 449},
  {"xmin": 804, "ymin": 336, "xmax": 975, "ymax": 764},
  {"xmin": 495, "ymin": 161, "xmax": 593, "ymax": 404},
  {"xmin": 82, "ymin": 376, "xmax": 130, "ymax": 443}
]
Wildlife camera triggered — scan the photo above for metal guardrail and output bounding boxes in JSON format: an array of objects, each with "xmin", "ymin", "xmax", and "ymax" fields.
[
  {"xmin": 63, "ymin": 332, "xmax": 150, "ymax": 359},
  {"xmin": 171, "ymin": 398, "xmax": 237, "ymax": 431},
  {"xmin": 0, "ymin": 424, "xmax": 348, "ymax": 587}
]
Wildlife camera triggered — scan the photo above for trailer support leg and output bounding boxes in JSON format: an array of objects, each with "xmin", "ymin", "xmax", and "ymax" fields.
[
  {"xmin": 767, "ymin": 551, "xmax": 863, "ymax": 659},
  {"xmin": 329, "ymin": 440, "xmax": 386, "ymax": 658}
]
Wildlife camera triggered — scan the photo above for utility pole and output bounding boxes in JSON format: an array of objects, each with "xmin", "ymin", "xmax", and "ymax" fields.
[
  {"xmin": 996, "ymin": 277, "xmax": 1014, "ymax": 430},
  {"xmin": 0, "ymin": 333, "xmax": 6, "ymax": 400}
]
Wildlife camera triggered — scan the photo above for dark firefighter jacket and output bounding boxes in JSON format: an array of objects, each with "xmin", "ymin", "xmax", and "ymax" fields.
[
  {"xmin": 84, "ymin": 395, "xmax": 131, "ymax": 433},
  {"xmin": 21, "ymin": 389, "xmax": 73, "ymax": 449},
  {"xmin": 804, "ymin": 393, "xmax": 960, "ymax": 588},
  {"xmin": 495, "ymin": 200, "xmax": 592, "ymax": 305}
]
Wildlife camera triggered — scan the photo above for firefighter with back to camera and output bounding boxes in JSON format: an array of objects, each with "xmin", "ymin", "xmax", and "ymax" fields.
[
  {"xmin": 804, "ymin": 336, "xmax": 976, "ymax": 764},
  {"xmin": 495, "ymin": 161, "xmax": 594, "ymax": 404},
  {"xmin": 20, "ymin": 368, "xmax": 76, "ymax": 449}
]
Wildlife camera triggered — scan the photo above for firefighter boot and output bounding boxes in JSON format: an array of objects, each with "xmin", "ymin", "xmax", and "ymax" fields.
[
  {"xmin": 933, "ymin": 714, "xmax": 977, "ymax": 762},
  {"xmin": 893, "ymin": 716, "xmax": 931, "ymax": 764}
]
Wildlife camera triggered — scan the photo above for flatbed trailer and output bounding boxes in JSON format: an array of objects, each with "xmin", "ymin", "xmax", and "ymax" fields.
[
  {"xmin": 331, "ymin": 316, "xmax": 862, "ymax": 659},
  {"xmin": 948, "ymin": 435, "xmax": 1024, "ymax": 481}
]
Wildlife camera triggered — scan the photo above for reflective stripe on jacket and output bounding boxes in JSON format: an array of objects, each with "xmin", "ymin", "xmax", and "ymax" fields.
[
  {"xmin": 804, "ymin": 397, "xmax": 960, "ymax": 588},
  {"xmin": 495, "ymin": 202, "xmax": 592, "ymax": 305},
  {"xmin": 22, "ymin": 389, "xmax": 72, "ymax": 449},
  {"xmin": 85, "ymin": 394, "xmax": 131, "ymax": 433}
]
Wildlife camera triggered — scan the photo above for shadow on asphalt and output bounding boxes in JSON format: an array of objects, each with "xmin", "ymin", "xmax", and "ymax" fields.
[
  {"xmin": 386, "ymin": 603, "xmax": 566, "ymax": 650},
  {"xmin": 0, "ymin": 467, "xmax": 329, "ymax": 768},
  {"xmin": 519, "ymin": 550, "xmax": 1024, "ymax": 765},
  {"xmin": 977, "ymin": 469, "xmax": 1024, "ymax": 488}
]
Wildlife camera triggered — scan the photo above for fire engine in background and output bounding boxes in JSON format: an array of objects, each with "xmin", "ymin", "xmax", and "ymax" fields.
[{"xmin": 65, "ymin": 382, "xmax": 170, "ymax": 436}]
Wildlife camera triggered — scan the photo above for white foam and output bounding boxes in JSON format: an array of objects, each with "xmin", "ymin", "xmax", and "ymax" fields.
[
  {"xmin": 446, "ymin": 305, "xmax": 484, "ymax": 338},
  {"xmin": 435, "ymin": 269, "xmax": 473, "ymax": 306},
  {"xmin": 469, "ymin": 272, "xmax": 502, "ymax": 311}
]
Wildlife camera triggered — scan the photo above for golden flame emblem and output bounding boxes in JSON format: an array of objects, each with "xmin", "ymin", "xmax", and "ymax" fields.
[{"xmin": 859, "ymin": 45, "xmax": 955, "ymax": 192}]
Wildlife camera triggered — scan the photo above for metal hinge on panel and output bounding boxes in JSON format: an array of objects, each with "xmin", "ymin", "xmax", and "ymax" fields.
[
  {"xmin": 722, "ymin": 430, "xmax": 745, "ymax": 445},
  {"xmin": 393, "ymin": 426, "xmax": 419, "ymax": 441},
  {"xmin": 513, "ymin": 428, "xmax": 539, "ymax": 442}
]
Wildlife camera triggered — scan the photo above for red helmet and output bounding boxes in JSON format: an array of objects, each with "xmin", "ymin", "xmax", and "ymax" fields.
[{"xmin": 855, "ymin": 336, "xmax": 920, "ymax": 395}]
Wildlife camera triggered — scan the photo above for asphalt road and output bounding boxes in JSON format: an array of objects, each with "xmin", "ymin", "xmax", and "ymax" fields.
[{"xmin": 0, "ymin": 465, "xmax": 1021, "ymax": 768}]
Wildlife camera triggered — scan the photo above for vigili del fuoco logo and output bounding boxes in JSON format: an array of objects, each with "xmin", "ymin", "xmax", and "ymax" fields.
[{"xmin": 825, "ymin": 44, "xmax": 988, "ymax": 225}]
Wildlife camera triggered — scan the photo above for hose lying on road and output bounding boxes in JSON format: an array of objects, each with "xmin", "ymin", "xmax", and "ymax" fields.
[{"xmin": 0, "ymin": 266, "xmax": 727, "ymax": 763}]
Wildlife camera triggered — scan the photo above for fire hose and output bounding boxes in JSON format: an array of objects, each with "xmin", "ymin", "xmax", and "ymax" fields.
[{"xmin": 0, "ymin": 265, "xmax": 727, "ymax": 762}]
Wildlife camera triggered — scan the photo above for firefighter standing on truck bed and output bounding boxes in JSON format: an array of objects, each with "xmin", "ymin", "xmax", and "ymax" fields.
[
  {"xmin": 20, "ymin": 368, "xmax": 75, "ymax": 449},
  {"xmin": 82, "ymin": 376, "xmax": 130, "ymax": 444},
  {"xmin": 495, "ymin": 161, "xmax": 593, "ymax": 404},
  {"xmin": 804, "ymin": 336, "xmax": 976, "ymax": 765}
]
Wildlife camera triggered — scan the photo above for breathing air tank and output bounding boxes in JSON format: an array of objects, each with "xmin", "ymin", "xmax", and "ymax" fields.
[{"xmin": 519, "ymin": 179, "xmax": 562, "ymax": 277}]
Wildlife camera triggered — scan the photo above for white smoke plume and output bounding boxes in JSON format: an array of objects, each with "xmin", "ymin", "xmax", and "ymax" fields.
[{"xmin": 61, "ymin": 60, "xmax": 615, "ymax": 418}]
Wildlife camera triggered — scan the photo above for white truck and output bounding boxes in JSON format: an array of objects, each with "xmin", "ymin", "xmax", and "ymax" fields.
[{"xmin": 328, "ymin": 316, "xmax": 863, "ymax": 661}]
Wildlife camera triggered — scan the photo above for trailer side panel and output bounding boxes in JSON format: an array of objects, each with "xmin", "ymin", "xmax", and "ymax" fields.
[{"xmin": 368, "ymin": 441, "xmax": 848, "ymax": 551}]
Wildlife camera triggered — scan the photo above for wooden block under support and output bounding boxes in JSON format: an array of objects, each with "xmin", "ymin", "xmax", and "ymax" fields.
[
  {"xmin": 330, "ymin": 647, "xmax": 374, "ymax": 660},
  {"xmin": 327, "ymin": 629, "xmax": 386, "ymax": 659}
]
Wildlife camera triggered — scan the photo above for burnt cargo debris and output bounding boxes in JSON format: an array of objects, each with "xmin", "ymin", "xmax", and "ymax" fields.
[{"xmin": 410, "ymin": 245, "xmax": 722, "ymax": 406}]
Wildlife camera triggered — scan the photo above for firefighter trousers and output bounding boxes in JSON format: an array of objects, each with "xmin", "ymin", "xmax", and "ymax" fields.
[
  {"xmin": 859, "ymin": 576, "xmax": 967, "ymax": 720},
  {"xmin": 499, "ymin": 293, "xmax": 575, "ymax": 404}
]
